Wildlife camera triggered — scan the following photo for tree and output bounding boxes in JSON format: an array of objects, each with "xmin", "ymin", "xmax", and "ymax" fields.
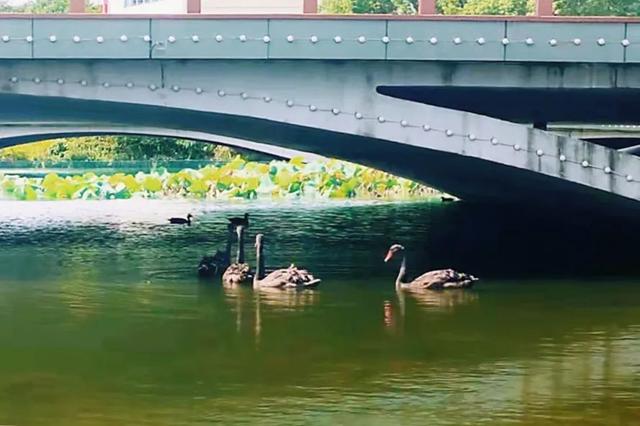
[
  {"xmin": 439, "ymin": 0, "xmax": 640, "ymax": 16},
  {"xmin": 321, "ymin": 0, "xmax": 640, "ymax": 16},
  {"xmin": 0, "ymin": 0, "xmax": 101, "ymax": 14},
  {"xmin": 555, "ymin": 0, "xmax": 640, "ymax": 16},
  {"xmin": 0, "ymin": 0, "xmax": 26, "ymax": 12},
  {"xmin": 439, "ymin": 0, "xmax": 532, "ymax": 15},
  {"xmin": 322, "ymin": 0, "xmax": 418, "ymax": 14},
  {"xmin": 47, "ymin": 136, "xmax": 119, "ymax": 161},
  {"xmin": 27, "ymin": 0, "xmax": 69, "ymax": 13},
  {"xmin": 0, "ymin": 135, "xmax": 261, "ymax": 162},
  {"xmin": 321, "ymin": 0, "xmax": 353, "ymax": 13},
  {"xmin": 112, "ymin": 136, "xmax": 217, "ymax": 160}
]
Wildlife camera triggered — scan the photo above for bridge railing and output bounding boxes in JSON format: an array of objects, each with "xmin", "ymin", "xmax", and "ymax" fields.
[
  {"xmin": 0, "ymin": 14, "xmax": 636, "ymax": 62},
  {"xmin": 65, "ymin": 0, "xmax": 560, "ymax": 18}
]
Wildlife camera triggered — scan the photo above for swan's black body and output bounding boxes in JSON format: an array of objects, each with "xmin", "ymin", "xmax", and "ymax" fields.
[
  {"xmin": 228, "ymin": 213, "xmax": 250, "ymax": 229},
  {"xmin": 197, "ymin": 224, "xmax": 233, "ymax": 278},
  {"xmin": 169, "ymin": 214, "xmax": 193, "ymax": 226},
  {"xmin": 198, "ymin": 250, "xmax": 230, "ymax": 278}
]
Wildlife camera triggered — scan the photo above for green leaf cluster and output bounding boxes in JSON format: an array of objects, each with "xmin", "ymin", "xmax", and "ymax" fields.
[
  {"xmin": 321, "ymin": 0, "xmax": 640, "ymax": 16},
  {"xmin": 0, "ymin": 0, "xmax": 101, "ymax": 13},
  {"xmin": 0, "ymin": 136, "xmax": 254, "ymax": 163},
  {"xmin": 555, "ymin": 0, "xmax": 640, "ymax": 16},
  {"xmin": 322, "ymin": 0, "xmax": 418, "ymax": 14},
  {"xmin": 0, "ymin": 157, "xmax": 440, "ymax": 201},
  {"xmin": 439, "ymin": 0, "xmax": 532, "ymax": 15}
]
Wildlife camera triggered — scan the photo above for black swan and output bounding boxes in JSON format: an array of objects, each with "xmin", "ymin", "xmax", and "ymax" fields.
[
  {"xmin": 222, "ymin": 225, "xmax": 251, "ymax": 285},
  {"xmin": 197, "ymin": 224, "xmax": 233, "ymax": 278},
  {"xmin": 253, "ymin": 234, "xmax": 320, "ymax": 289},
  {"xmin": 384, "ymin": 244, "xmax": 478, "ymax": 290},
  {"xmin": 228, "ymin": 213, "xmax": 249, "ymax": 229}
]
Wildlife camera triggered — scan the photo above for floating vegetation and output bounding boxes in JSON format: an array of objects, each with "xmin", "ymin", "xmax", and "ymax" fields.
[{"xmin": 0, "ymin": 156, "xmax": 439, "ymax": 201}]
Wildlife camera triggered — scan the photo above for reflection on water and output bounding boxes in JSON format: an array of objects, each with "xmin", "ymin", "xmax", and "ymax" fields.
[
  {"xmin": 0, "ymin": 199, "xmax": 640, "ymax": 425},
  {"xmin": 403, "ymin": 287, "xmax": 479, "ymax": 311}
]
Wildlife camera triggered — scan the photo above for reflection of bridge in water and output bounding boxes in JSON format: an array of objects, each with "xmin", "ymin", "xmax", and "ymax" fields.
[{"xmin": 2, "ymin": 5, "xmax": 640, "ymax": 214}]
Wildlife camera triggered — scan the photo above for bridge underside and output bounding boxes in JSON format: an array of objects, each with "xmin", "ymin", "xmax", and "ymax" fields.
[
  {"xmin": 379, "ymin": 87, "xmax": 640, "ymax": 125},
  {"xmin": 0, "ymin": 60, "xmax": 639, "ymax": 218},
  {"xmin": 0, "ymin": 94, "xmax": 637, "ymax": 218}
]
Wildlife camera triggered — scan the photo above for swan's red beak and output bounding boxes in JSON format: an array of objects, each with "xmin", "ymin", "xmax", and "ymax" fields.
[{"xmin": 384, "ymin": 250, "xmax": 394, "ymax": 263}]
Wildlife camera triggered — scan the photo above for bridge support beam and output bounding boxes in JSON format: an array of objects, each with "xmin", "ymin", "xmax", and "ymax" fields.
[
  {"xmin": 536, "ymin": 0, "xmax": 554, "ymax": 16},
  {"xmin": 303, "ymin": 0, "xmax": 318, "ymax": 14},
  {"xmin": 418, "ymin": 0, "xmax": 437, "ymax": 15},
  {"xmin": 69, "ymin": 0, "xmax": 85, "ymax": 13},
  {"xmin": 187, "ymin": 0, "xmax": 201, "ymax": 14}
]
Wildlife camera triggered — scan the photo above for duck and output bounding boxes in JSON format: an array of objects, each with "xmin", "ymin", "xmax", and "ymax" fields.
[
  {"xmin": 169, "ymin": 214, "xmax": 193, "ymax": 226},
  {"xmin": 384, "ymin": 244, "xmax": 478, "ymax": 290},
  {"xmin": 197, "ymin": 224, "xmax": 234, "ymax": 278},
  {"xmin": 252, "ymin": 234, "xmax": 320, "ymax": 289},
  {"xmin": 228, "ymin": 213, "xmax": 249, "ymax": 229},
  {"xmin": 222, "ymin": 225, "xmax": 252, "ymax": 286}
]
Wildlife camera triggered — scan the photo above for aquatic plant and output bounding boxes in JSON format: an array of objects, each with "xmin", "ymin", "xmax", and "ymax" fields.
[{"xmin": 0, "ymin": 157, "xmax": 439, "ymax": 201}]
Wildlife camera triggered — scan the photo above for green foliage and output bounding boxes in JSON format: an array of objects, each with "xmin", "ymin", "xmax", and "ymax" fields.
[
  {"xmin": 0, "ymin": 1, "xmax": 22, "ymax": 12},
  {"xmin": 0, "ymin": 157, "xmax": 439, "ymax": 201},
  {"xmin": 27, "ymin": 0, "xmax": 69, "ymax": 13},
  {"xmin": 0, "ymin": 140, "xmax": 58, "ymax": 161},
  {"xmin": 47, "ymin": 136, "xmax": 119, "ymax": 161},
  {"xmin": 439, "ymin": 0, "xmax": 532, "ymax": 14},
  {"xmin": 321, "ymin": 0, "xmax": 353, "ymax": 13},
  {"xmin": 353, "ymin": 0, "xmax": 418, "ymax": 14},
  {"xmin": 439, "ymin": 0, "xmax": 640, "ymax": 15},
  {"xmin": 555, "ymin": 0, "xmax": 640, "ymax": 16},
  {"xmin": 112, "ymin": 135, "xmax": 217, "ymax": 160},
  {"xmin": 322, "ymin": 0, "xmax": 418, "ymax": 14},
  {"xmin": 321, "ymin": 0, "xmax": 640, "ymax": 16},
  {"xmin": 0, "ymin": 0, "xmax": 100, "ymax": 13},
  {"xmin": 0, "ymin": 136, "xmax": 244, "ymax": 163}
]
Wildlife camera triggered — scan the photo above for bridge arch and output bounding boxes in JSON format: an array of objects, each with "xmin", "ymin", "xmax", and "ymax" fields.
[{"xmin": 0, "ymin": 59, "xmax": 639, "ymax": 214}]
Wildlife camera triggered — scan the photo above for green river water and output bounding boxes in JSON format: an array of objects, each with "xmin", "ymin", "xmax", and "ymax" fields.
[{"xmin": 0, "ymin": 199, "xmax": 639, "ymax": 425}]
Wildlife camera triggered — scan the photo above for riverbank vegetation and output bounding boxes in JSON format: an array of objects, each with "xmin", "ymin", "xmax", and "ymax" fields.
[
  {"xmin": 0, "ymin": 156, "xmax": 437, "ymax": 201},
  {"xmin": 320, "ymin": 0, "xmax": 640, "ymax": 16},
  {"xmin": 0, "ymin": 136, "xmax": 237, "ymax": 163}
]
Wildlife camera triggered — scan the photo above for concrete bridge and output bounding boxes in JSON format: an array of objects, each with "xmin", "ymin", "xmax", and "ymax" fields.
[{"xmin": 1, "ymin": 12, "xmax": 640, "ymax": 215}]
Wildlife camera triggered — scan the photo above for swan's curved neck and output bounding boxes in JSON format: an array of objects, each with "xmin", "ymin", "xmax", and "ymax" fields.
[
  {"xmin": 236, "ymin": 226, "xmax": 245, "ymax": 264},
  {"xmin": 254, "ymin": 240, "xmax": 264, "ymax": 288},
  {"xmin": 396, "ymin": 253, "xmax": 407, "ymax": 290}
]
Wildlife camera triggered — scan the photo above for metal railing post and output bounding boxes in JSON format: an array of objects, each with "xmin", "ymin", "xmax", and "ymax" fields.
[
  {"xmin": 187, "ymin": 0, "xmax": 201, "ymax": 14},
  {"xmin": 69, "ymin": 0, "xmax": 85, "ymax": 13},
  {"xmin": 303, "ymin": 0, "xmax": 318, "ymax": 14},
  {"xmin": 536, "ymin": 0, "xmax": 554, "ymax": 16},
  {"xmin": 418, "ymin": 0, "xmax": 437, "ymax": 15}
]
